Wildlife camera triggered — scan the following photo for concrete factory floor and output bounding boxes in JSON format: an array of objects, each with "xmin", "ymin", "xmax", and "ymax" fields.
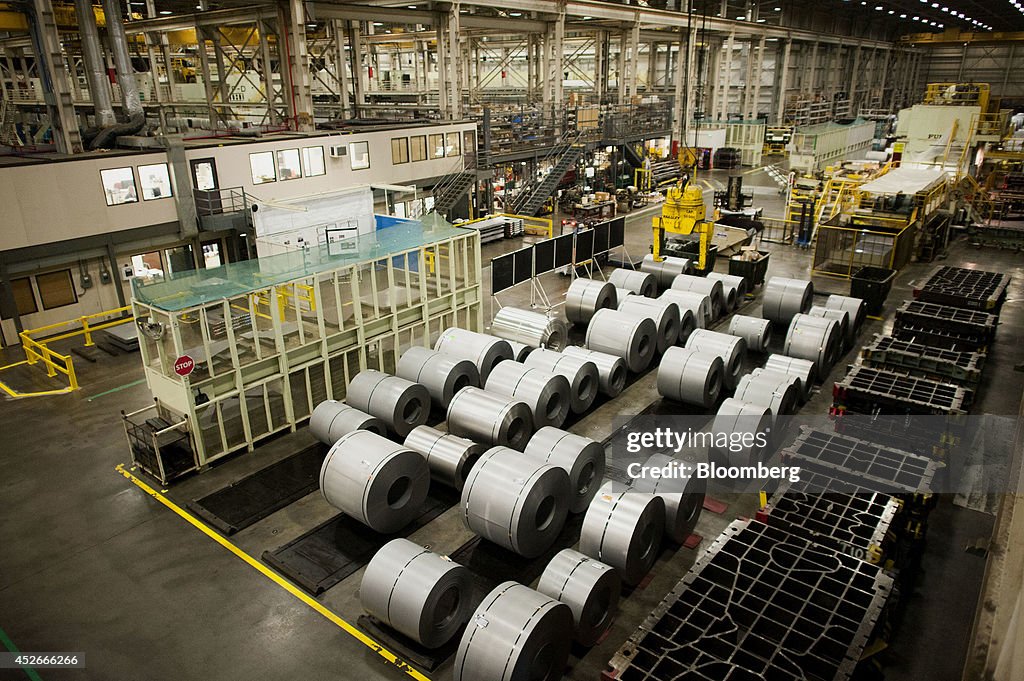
[{"xmin": 1, "ymin": 168, "xmax": 1022, "ymax": 681}]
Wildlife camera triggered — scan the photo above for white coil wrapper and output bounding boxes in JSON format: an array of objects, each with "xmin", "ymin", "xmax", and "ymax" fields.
[
  {"xmin": 524, "ymin": 427, "xmax": 606, "ymax": 514},
  {"xmin": 454, "ymin": 582, "xmax": 573, "ymax": 681},
  {"xmin": 536, "ymin": 549, "xmax": 621, "ymax": 646},
  {"xmin": 484, "ymin": 361, "xmax": 572, "ymax": 429},
  {"xmin": 670, "ymin": 274, "xmax": 726, "ymax": 320},
  {"xmin": 446, "ymin": 387, "xmax": 535, "ymax": 451},
  {"xmin": 709, "ymin": 398, "xmax": 773, "ymax": 467},
  {"xmin": 506, "ymin": 340, "xmax": 533, "ymax": 362},
  {"xmin": 562, "ymin": 346, "xmax": 628, "ymax": 398},
  {"xmin": 345, "ymin": 370, "xmax": 431, "ymax": 438},
  {"xmin": 360, "ymin": 538, "xmax": 474, "ymax": 649},
  {"xmin": 580, "ymin": 482, "xmax": 665, "ymax": 586},
  {"xmin": 396, "ymin": 346, "xmax": 480, "ymax": 411},
  {"xmin": 565, "ymin": 278, "xmax": 617, "ymax": 326},
  {"xmin": 434, "ymin": 328, "xmax": 514, "ymax": 383},
  {"xmin": 784, "ymin": 313, "xmax": 841, "ymax": 375},
  {"xmin": 320, "ymin": 430, "xmax": 430, "ymax": 533},
  {"xmin": 706, "ymin": 272, "xmax": 749, "ymax": 310},
  {"xmin": 404, "ymin": 425, "xmax": 486, "ymax": 490},
  {"xmin": 585, "ymin": 308, "xmax": 658, "ymax": 374},
  {"xmin": 618, "ymin": 296, "xmax": 682, "ymax": 353},
  {"xmin": 525, "ymin": 348, "xmax": 601, "ymax": 414},
  {"xmin": 657, "ymin": 346, "xmax": 724, "ymax": 408},
  {"xmin": 640, "ymin": 254, "xmax": 692, "ymax": 289},
  {"xmin": 685, "ymin": 329, "xmax": 747, "ymax": 390},
  {"xmin": 762, "ymin": 277, "xmax": 813, "ymax": 325},
  {"xmin": 764, "ymin": 354, "xmax": 817, "ymax": 403},
  {"xmin": 461, "ymin": 446, "xmax": 571, "ymax": 558},
  {"xmin": 826, "ymin": 294, "xmax": 867, "ymax": 335},
  {"xmin": 607, "ymin": 268, "xmax": 657, "ymax": 298},
  {"xmin": 309, "ymin": 400, "xmax": 387, "ymax": 444},
  {"xmin": 734, "ymin": 368, "xmax": 799, "ymax": 426},
  {"xmin": 491, "ymin": 306, "xmax": 568, "ymax": 351},
  {"xmin": 659, "ymin": 289, "xmax": 713, "ymax": 329},
  {"xmin": 809, "ymin": 304, "xmax": 851, "ymax": 350},
  {"xmin": 727, "ymin": 315, "xmax": 772, "ymax": 353},
  {"xmin": 630, "ymin": 452, "xmax": 707, "ymax": 544}
]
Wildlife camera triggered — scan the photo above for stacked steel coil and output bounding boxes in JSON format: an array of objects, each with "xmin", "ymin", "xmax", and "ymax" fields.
[
  {"xmin": 785, "ymin": 313, "xmax": 841, "ymax": 375},
  {"xmin": 670, "ymin": 274, "xmax": 726, "ymax": 320},
  {"xmin": 586, "ymin": 308, "xmax": 658, "ymax": 373},
  {"xmin": 345, "ymin": 370, "xmax": 431, "ymax": 438},
  {"xmin": 608, "ymin": 268, "xmax": 657, "ymax": 297},
  {"xmin": 309, "ymin": 400, "xmax": 387, "ymax": 444},
  {"xmin": 580, "ymin": 482, "xmax": 665, "ymax": 585},
  {"xmin": 396, "ymin": 346, "xmax": 480, "ymax": 411},
  {"xmin": 826, "ymin": 294, "xmax": 867, "ymax": 333},
  {"xmin": 685, "ymin": 329, "xmax": 747, "ymax": 389},
  {"xmin": 764, "ymin": 354, "xmax": 816, "ymax": 403},
  {"xmin": 403, "ymin": 425, "xmax": 485, "ymax": 490},
  {"xmin": 525, "ymin": 348, "xmax": 601, "ymax": 413},
  {"xmin": 434, "ymin": 328, "xmax": 513, "ymax": 383},
  {"xmin": 562, "ymin": 346, "xmax": 629, "ymax": 398},
  {"xmin": 706, "ymin": 272, "xmax": 749, "ymax": 311},
  {"xmin": 762, "ymin": 277, "xmax": 813, "ymax": 325},
  {"xmin": 640, "ymin": 254, "xmax": 692, "ymax": 289},
  {"xmin": 810, "ymin": 304, "xmax": 852, "ymax": 349},
  {"xmin": 524, "ymin": 427, "xmax": 606, "ymax": 513},
  {"xmin": 709, "ymin": 398, "xmax": 773, "ymax": 467},
  {"xmin": 630, "ymin": 452, "xmax": 707, "ymax": 544},
  {"xmin": 565, "ymin": 278, "xmax": 618, "ymax": 326},
  {"xmin": 657, "ymin": 346, "xmax": 724, "ymax": 408},
  {"xmin": 727, "ymin": 315, "xmax": 772, "ymax": 353},
  {"xmin": 734, "ymin": 368, "xmax": 799, "ymax": 426},
  {"xmin": 659, "ymin": 289, "xmax": 714, "ymax": 329},
  {"xmin": 491, "ymin": 306, "xmax": 568, "ymax": 351},
  {"xmin": 536, "ymin": 549, "xmax": 621, "ymax": 646},
  {"xmin": 446, "ymin": 387, "xmax": 534, "ymax": 451},
  {"xmin": 618, "ymin": 296, "xmax": 682, "ymax": 353},
  {"xmin": 484, "ymin": 361, "xmax": 572, "ymax": 428}
]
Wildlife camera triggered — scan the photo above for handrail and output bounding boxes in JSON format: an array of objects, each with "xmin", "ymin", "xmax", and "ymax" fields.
[{"xmin": 510, "ymin": 129, "xmax": 583, "ymax": 214}]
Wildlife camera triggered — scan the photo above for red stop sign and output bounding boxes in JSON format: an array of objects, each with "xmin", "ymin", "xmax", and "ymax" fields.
[{"xmin": 173, "ymin": 355, "xmax": 195, "ymax": 377}]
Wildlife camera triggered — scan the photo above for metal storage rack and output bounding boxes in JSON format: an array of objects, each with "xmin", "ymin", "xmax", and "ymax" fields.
[
  {"xmin": 861, "ymin": 335, "xmax": 985, "ymax": 389},
  {"xmin": 833, "ymin": 365, "xmax": 968, "ymax": 416},
  {"xmin": 893, "ymin": 301, "xmax": 997, "ymax": 351},
  {"xmin": 606, "ymin": 519, "xmax": 893, "ymax": 681},
  {"xmin": 913, "ymin": 265, "xmax": 1010, "ymax": 312}
]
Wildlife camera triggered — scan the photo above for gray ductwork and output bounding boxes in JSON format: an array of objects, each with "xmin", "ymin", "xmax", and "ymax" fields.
[
  {"xmin": 89, "ymin": 0, "xmax": 145, "ymax": 149},
  {"xmin": 74, "ymin": 0, "xmax": 115, "ymax": 128}
]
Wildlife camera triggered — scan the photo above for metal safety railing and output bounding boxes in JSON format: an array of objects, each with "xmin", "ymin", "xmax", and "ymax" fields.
[{"xmin": 0, "ymin": 305, "xmax": 134, "ymax": 398}]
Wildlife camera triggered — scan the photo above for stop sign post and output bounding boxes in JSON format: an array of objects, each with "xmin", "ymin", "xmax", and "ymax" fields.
[{"xmin": 173, "ymin": 355, "xmax": 195, "ymax": 377}]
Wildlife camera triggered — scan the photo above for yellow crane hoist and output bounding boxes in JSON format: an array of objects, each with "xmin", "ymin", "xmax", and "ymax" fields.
[{"xmin": 651, "ymin": 179, "xmax": 714, "ymax": 272}]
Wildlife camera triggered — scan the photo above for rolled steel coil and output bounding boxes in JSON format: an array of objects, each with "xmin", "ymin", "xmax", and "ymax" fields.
[
  {"xmin": 491, "ymin": 306, "xmax": 568, "ymax": 351},
  {"xmin": 320, "ymin": 430, "xmax": 430, "ymax": 533},
  {"xmin": 585, "ymin": 308, "xmax": 658, "ymax": 374},
  {"xmin": 404, "ymin": 425, "xmax": 486, "ymax": 490},
  {"xmin": 565, "ymin": 278, "xmax": 617, "ymax": 326},
  {"xmin": 727, "ymin": 315, "xmax": 772, "ymax": 353},
  {"xmin": 461, "ymin": 446, "xmax": 571, "ymax": 557},
  {"xmin": 396, "ymin": 346, "xmax": 480, "ymax": 411},
  {"xmin": 484, "ymin": 361, "xmax": 572, "ymax": 429},
  {"xmin": 613, "ymin": 287, "xmax": 635, "ymax": 305},
  {"xmin": 764, "ymin": 354, "xmax": 816, "ymax": 403},
  {"xmin": 525, "ymin": 348, "xmax": 601, "ymax": 414},
  {"xmin": 434, "ymin": 328, "xmax": 513, "ymax": 383},
  {"xmin": 677, "ymin": 307, "xmax": 696, "ymax": 344},
  {"xmin": 360, "ymin": 538, "xmax": 474, "ymax": 649},
  {"xmin": 454, "ymin": 582, "xmax": 573, "ymax": 681},
  {"xmin": 630, "ymin": 452, "xmax": 706, "ymax": 544},
  {"xmin": 524, "ymin": 427, "xmax": 606, "ymax": 514},
  {"xmin": 536, "ymin": 549, "xmax": 621, "ymax": 646},
  {"xmin": 685, "ymin": 329, "xmax": 747, "ymax": 390},
  {"xmin": 640, "ymin": 254, "xmax": 692, "ymax": 289},
  {"xmin": 670, "ymin": 274, "xmax": 726, "ymax": 320},
  {"xmin": 709, "ymin": 398, "xmax": 773, "ymax": 467},
  {"xmin": 826, "ymin": 294, "xmax": 867, "ymax": 333},
  {"xmin": 784, "ymin": 313, "xmax": 841, "ymax": 374},
  {"xmin": 656, "ymin": 346, "xmax": 724, "ymax": 408},
  {"xmin": 762, "ymin": 277, "xmax": 813, "ymax": 325},
  {"xmin": 562, "ymin": 346, "xmax": 628, "ymax": 398},
  {"xmin": 506, "ymin": 340, "xmax": 532, "ymax": 362},
  {"xmin": 345, "ymin": 370, "xmax": 430, "ymax": 438},
  {"xmin": 706, "ymin": 272, "xmax": 749, "ymax": 310},
  {"xmin": 608, "ymin": 268, "xmax": 657, "ymax": 298},
  {"xmin": 310, "ymin": 400, "xmax": 387, "ymax": 444},
  {"xmin": 659, "ymin": 289, "xmax": 713, "ymax": 329},
  {"xmin": 810, "ymin": 304, "xmax": 852, "ymax": 349},
  {"xmin": 580, "ymin": 482, "xmax": 666, "ymax": 586},
  {"xmin": 618, "ymin": 296, "xmax": 681, "ymax": 353},
  {"xmin": 734, "ymin": 369, "xmax": 799, "ymax": 426},
  {"xmin": 446, "ymin": 387, "xmax": 535, "ymax": 451}
]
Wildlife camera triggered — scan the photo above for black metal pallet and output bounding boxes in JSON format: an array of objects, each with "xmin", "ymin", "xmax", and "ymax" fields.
[
  {"xmin": 894, "ymin": 301, "xmax": 997, "ymax": 344},
  {"xmin": 605, "ymin": 519, "xmax": 893, "ymax": 681},
  {"xmin": 780, "ymin": 428, "xmax": 941, "ymax": 501},
  {"xmin": 760, "ymin": 470, "xmax": 901, "ymax": 565},
  {"xmin": 833, "ymin": 365, "xmax": 968, "ymax": 416},
  {"xmin": 892, "ymin": 321, "xmax": 990, "ymax": 352},
  {"xmin": 913, "ymin": 265, "xmax": 1009, "ymax": 312},
  {"xmin": 860, "ymin": 335, "xmax": 985, "ymax": 388}
]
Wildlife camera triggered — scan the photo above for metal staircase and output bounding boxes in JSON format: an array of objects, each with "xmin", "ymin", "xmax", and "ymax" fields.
[
  {"xmin": 510, "ymin": 133, "xmax": 583, "ymax": 217},
  {"xmin": 431, "ymin": 168, "xmax": 477, "ymax": 218}
]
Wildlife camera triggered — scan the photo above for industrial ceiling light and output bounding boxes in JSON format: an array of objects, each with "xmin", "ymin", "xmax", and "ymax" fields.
[{"xmin": 159, "ymin": 9, "xmax": 172, "ymax": 14}]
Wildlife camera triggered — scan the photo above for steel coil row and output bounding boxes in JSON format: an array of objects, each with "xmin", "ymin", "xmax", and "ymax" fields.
[
  {"xmin": 585, "ymin": 308, "xmax": 658, "ymax": 373},
  {"xmin": 396, "ymin": 346, "xmax": 479, "ymax": 411},
  {"xmin": 608, "ymin": 268, "xmax": 657, "ymax": 297},
  {"xmin": 491, "ymin": 306, "xmax": 568, "ymax": 351},
  {"xmin": 762, "ymin": 276, "xmax": 813, "ymax": 325},
  {"xmin": 565, "ymin": 278, "xmax": 617, "ymax": 325},
  {"xmin": 434, "ymin": 328, "xmax": 513, "ymax": 383},
  {"xmin": 640, "ymin": 254, "xmax": 692, "ymax": 289},
  {"xmin": 656, "ymin": 346, "xmax": 724, "ymax": 408}
]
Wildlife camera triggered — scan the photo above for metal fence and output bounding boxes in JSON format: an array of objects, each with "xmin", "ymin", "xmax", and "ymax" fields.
[{"xmin": 813, "ymin": 222, "xmax": 915, "ymax": 278}]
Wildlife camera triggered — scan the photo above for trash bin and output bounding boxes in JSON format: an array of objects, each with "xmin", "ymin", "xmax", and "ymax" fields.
[
  {"xmin": 728, "ymin": 251, "xmax": 771, "ymax": 288},
  {"xmin": 851, "ymin": 266, "xmax": 896, "ymax": 315}
]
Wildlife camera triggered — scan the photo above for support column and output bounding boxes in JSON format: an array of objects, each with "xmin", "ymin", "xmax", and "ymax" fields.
[
  {"xmin": 805, "ymin": 41, "xmax": 818, "ymax": 94},
  {"xmin": 775, "ymin": 39, "xmax": 792, "ymax": 125},
  {"xmin": 27, "ymin": 0, "xmax": 83, "ymax": 153},
  {"xmin": 594, "ymin": 31, "xmax": 607, "ymax": 103},
  {"xmin": 550, "ymin": 10, "xmax": 564, "ymax": 112},
  {"xmin": 616, "ymin": 29, "xmax": 627, "ymax": 105},
  {"xmin": 749, "ymin": 35, "xmax": 766, "ymax": 121},
  {"xmin": 446, "ymin": 4, "xmax": 463, "ymax": 118},
  {"xmin": 848, "ymin": 44, "xmax": 862, "ymax": 112},
  {"xmin": 672, "ymin": 33, "xmax": 686, "ymax": 141},
  {"xmin": 283, "ymin": 0, "xmax": 313, "ymax": 129},
  {"xmin": 348, "ymin": 21, "xmax": 366, "ymax": 115},
  {"xmin": 196, "ymin": 26, "xmax": 218, "ymax": 124},
  {"xmin": 627, "ymin": 22, "xmax": 640, "ymax": 102},
  {"xmin": 332, "ymin": 20, "xmax": 350, "ymax": 119},
  {"xmin": 435, "ymin": 13, "xmax": 448, "ymax": 118},
  {"xmin": 718, "ymin": 33, "xmax": 735, "ymax": 120}
]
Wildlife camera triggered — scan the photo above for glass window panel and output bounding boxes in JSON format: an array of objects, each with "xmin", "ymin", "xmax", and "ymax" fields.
[
  {"xmin": 391, "ymin": 138, "xmax": 409, "ymax": 164},
  {"xmin": 446, "ymin": 132, "xmax": 461, "ymax": 156},
  {"xmin": 349, "ymin": 141, "xmax": 370, "ymax": 170},
  {"xmin": 250, "ymin": 151, "xmax": 276, "ymax": 184},
  {"xmin": 138, "ymin": 163, "xmax": 173, "ymax": 200},
  {"xmin": 100, "ymin": 167, "xmax": 138, "ymax": 205},
  {"xmin": 410, "ymin": 135, "xmax": 427, "ymax": 162},
  {"xmin": 303, "ymin": 146, "xmax": 326, "ymax": 176},
  {"xmin": 276, "ymin": 148, "xmax": 302, "ymax": 180},
  {"xmin": 429, "ymin": 134, "xmax": 445, "ymax": 159},
  {"xmin": 1, "ymin": 277, "xmax": 37, "ymax": 318}
]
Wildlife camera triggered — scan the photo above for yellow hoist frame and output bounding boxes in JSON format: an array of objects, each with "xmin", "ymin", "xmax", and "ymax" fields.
[{"xmin": 651, "ymin": 181, "xmax": 714, "ymax": 271}]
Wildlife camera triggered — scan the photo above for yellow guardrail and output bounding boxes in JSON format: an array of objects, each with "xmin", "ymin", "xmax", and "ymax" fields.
[
  {"xmin": 0, "ymin": 305, "xmax": 134, "ymax": 398},
  {"xmin": 460, "ymin": 212, "xmax": 554, "ymax": 239}
]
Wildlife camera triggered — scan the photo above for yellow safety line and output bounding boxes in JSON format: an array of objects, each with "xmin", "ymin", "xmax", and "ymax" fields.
[{"xmin": 114, "ymin": 463, "xmax": 433, "ymax": 681}]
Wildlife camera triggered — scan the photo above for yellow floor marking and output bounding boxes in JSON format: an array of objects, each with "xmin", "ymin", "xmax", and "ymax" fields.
[{"xmin": 115, "ymin": 464, "xmax": 433, "ymax": 681}]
